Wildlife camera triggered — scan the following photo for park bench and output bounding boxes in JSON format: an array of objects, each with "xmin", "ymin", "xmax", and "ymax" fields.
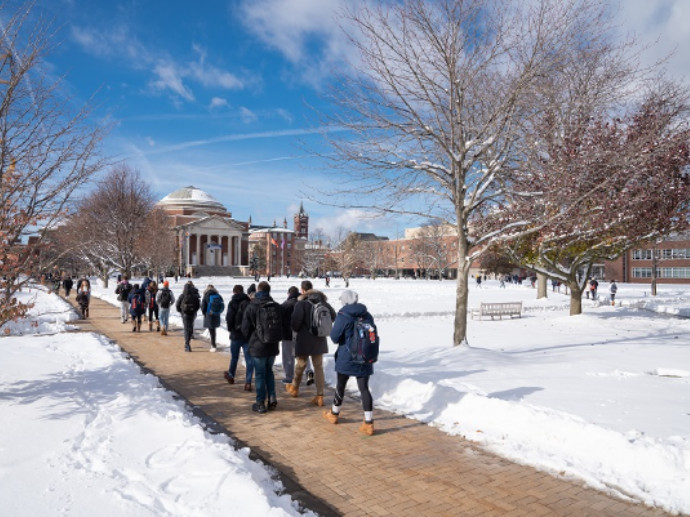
[{"xmin": 470, "ymin": 302, "xmax": 522, "ymax": 320}]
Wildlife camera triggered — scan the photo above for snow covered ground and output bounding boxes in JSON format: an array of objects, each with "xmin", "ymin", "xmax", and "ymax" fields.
[{"xmin": 1, "ymin": 276, "xmax": 689, "ymax": 515}]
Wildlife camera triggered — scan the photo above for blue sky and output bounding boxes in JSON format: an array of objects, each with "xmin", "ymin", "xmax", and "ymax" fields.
[{"xmin": 25, "ymin": 0, "xmax": 690, "ymax": 239}]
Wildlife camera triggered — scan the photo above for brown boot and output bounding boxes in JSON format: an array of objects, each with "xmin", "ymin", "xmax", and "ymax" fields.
[
  {"xmin": 311, "ymin": 395, "xmax": 324, "ymax": 407},
  {"xmin": 157, "ymin": 323, "xmax": 161, "ymax": 332},
  {"xmin": 161, "ymin": 329, "xmax": 167, "ymax": 336},
  {"xmin": 359, "ymin": 421, "xmax": 375, "ymax": 436},
  {"xmin": 285, "ymin": 383, "xmax": 299, "ymax": 397},
  {"xmin": 149, "ymin": 321, "xmax": 153, "ymax": 332},
  {"xmin": 322, "ymin": 410, "xmax": 339, "ymax": 424},
  {"xmin": 243, "ymin": 383, "xmax": 252, "ymax": 392}
]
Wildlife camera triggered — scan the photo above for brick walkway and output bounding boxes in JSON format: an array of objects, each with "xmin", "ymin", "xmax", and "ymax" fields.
[{"xmin": 67, "ymin": 295, "xmax": 673, "ymax": 517}]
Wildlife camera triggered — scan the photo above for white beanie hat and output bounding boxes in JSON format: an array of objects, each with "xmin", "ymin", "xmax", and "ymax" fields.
[{"xmin": 339, "ymin": 289, "xmax": 358, "ymax": 306}]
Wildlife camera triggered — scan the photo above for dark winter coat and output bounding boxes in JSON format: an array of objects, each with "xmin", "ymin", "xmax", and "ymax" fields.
[
  {"xmin": 63, "ymin": 277, "xmax": 74, "ymax": 291},
  {"xmin": 280, "ymin": 292, "xmax": 299, "ymax": 341},
  {"xmin": 242, "ymin": 291, "xmax": 281, "ymax": 358},
  {"xmin": 128, "ymin": 288, "xmax": 146, "ymax": 317},
  {"xmin": 330, "ymin": 302, "xmax": 375, "ymax": 377},
  {"xmin": 175, "ymin": 283, "xmax": 200, "ymax": 315},
  {"xmin": 291, "ymin": 289, "xmax": 336, "ymax": 356},
  {"xmin": 201, "ymin": 288, "xmax": 222, "ymax": 329},
  {"xmin": 115, "ymin": 281, "xmax": 132, "ymax": 302},
  {"xmin": 225, "ymin": 292, "xmax": 250, "ymax": 341}
]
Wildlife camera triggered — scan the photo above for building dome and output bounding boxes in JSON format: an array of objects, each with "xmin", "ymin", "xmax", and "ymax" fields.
[{"xmin": 158, "ymin": 185, "xmax": 227, "ymax": 212}]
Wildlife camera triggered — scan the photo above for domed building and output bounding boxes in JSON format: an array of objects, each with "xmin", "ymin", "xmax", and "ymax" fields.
[{"xmin": 157, "ymin": 186, "xmax": 248, "ymax": 276}]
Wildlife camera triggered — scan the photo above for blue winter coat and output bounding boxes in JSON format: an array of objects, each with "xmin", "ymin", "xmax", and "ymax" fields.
[
  {"xmin": 128, "ymin": 288, "xmax": 146, "ymax": 317},
  {"xmin": 330, "ymin": 302, "xmax": 375, "ymax": 377}
]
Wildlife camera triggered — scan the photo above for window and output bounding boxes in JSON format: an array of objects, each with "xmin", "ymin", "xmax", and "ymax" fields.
[
  {"xmin": 632, "ymin": 267, "xmax": 653, "ymax": 278},
  {"xmin": 632, "ymin": 249, "xmax": 653, "ymax": 260},
  {"xmin": 661, "ymin": 267, "xmax": 690, "ymax": 278}
]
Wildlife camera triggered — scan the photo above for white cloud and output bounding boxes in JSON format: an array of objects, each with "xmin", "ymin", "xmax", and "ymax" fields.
[
  {"xmin": 71, "ymin": 25, "xmax": 247, "ymax": 103},
  {"xmin": 150, "ymin": 61, "xmax": 195, "ymax": 101},
  {"xmin": 614, "ymin": 0, "xmax": 690, "ymax": 82},
  {"xmin": 311, "ymin": 208, "xmax": 382, "ymax": 237},
  {"xmin": 240, "ymin": 106, "xmax": 258, "ymax": 124},
  {"xmin": 238, "ymin": 0, "xmax": 362, "ymax": 86},
  {"xmin": 209, "ymin": 97, "xmax": 229, "ymax": 109},
  {"xmin": 276, "ymin": 108, "xmax": 293, "ymax": 124},
  {"xmin": 146, "ymin": 137, "xmax": 155, "ymax": 147}
]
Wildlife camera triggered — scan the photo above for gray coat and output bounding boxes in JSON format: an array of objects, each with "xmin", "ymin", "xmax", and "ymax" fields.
[{"xmin": 290, "ymin": 289, "xmax": 336, "ymax": 356}]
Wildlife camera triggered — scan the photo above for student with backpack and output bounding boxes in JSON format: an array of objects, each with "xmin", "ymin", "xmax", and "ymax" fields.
[
  {"xmin": 323, "ymin": 289, "xmax": 378, "ymax": 436},
  {"xmin": 241, "ymin": 281, "xmax": 282, "ymax": 414},
  {"xmin": 115, "ymin": 276, "xmax": 133, "ymax": 323},
  {"xmin": 224, "ymin": 284, "xmax": 253, "ymax": 391},
  {"xmin": 201, "ymin": 284, "xmax": 224, "ymax": 351},
  {"xmin": 286, "ymin": 280, "xmax": 336, "ymax": 407},
  {"xmin": 145, "ymin": 280, "xmax": 160, "ymax": 332},
  {"xmin": 175, "ymin": 280, "xmax": 200, "ymax": 352},
  {"xmin": 128, "ymin": 283, "xmax": 146, "ymax": 332},
  {"xmin": 156, "ymin": 281, "xmax": 175, "ymax": 335}
]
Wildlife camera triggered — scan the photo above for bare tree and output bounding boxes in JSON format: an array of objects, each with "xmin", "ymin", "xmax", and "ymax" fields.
[
  {"xmin": 323, "ymin": 0, "xmax": 619, "ymax": 345},
  {"xmin": 68, "ymin": 165, "xmax": 155, "ymax": 285},
  {"xmin": 0, "ymin": 2, "xmax": 108, "ymax": 328},
  {"xmin": 137, "ymin": 208, "xmax": 176, "ymax": 281},
  {"xmin": 411, "ymin": 223, "xmax": 457, "ymax": 280}
]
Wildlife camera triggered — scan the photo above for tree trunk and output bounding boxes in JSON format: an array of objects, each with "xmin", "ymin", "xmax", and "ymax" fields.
[
  {"xmin": 453, "ymin": 267, "xmax": 470, "ymax": 346},
  {"xmin": 100, "ymin": 267, "xmax": 109, "ymax": 289},
  {"xmin": 537, "ymin": 272, "xmax": 548, "ymax": 299},
  {"xmin": 569, "ymin": 282, "xmax": 583, "ymax": 315}
]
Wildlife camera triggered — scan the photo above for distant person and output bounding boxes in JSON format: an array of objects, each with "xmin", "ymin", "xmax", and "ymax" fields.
[
  {"xmin": 62, "ymin": 275, "xmax": 74, "ymax": 297},
  {"xmin": 286, "ymin": 280, "xmax": 336, "ymax": 407},
  {"xmin": 115, "ymin": 276, "xmax": 133, "ymax": 324},
  {"xmin": 476, "ymin": 275, "xmax": 482, "ymax": 288},
  {"xmin": 323, "ymin": 289, "xmax": 377, "ymax": 436},
  {"xmin": 76, "ymin": 276, "xmax": 91, "ymax": 303},
  {"xmin": 156, "ymin": 281, "xmax": 175, "ymax": 336},
  {"xmin": 145, "ymin": 280, "xmax": 160, "ymax": 332},
  {"xmin": 325, "ymin": 274, "xmax": 330, "ymax": 287},
  {"xmin": 224, "ymin": 284, "xmax": 253, "ymax": 391},
  {"xmin": 609, "ymin": 280, "xmax": 618, "ymax": 306},
  {"xmin": 201, "ymin": 284, "xmax": 224, "ymax": 351},
  {"xmin": 590, "ymin": 278, "xmax": 599, "ymax": 300},
  {"xmin": 128, "ymin": 283, "xmax": 146, "ymax": 332},
  {"xmin": 176, "ymin": 281, "xmax": 200, "ymax": 352},
  {"xmin": 241, "ymin": 281, "xmax": 282, "ymax": 414},
  {"xmin": 75, "ymin": 288, "xmax": 89, "ymax": 319}
]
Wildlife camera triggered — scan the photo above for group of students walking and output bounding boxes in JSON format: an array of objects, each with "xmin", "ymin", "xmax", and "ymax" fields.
[{"xmin": 172, "ymin": 278, "xmax": 379, "ymax": 435}]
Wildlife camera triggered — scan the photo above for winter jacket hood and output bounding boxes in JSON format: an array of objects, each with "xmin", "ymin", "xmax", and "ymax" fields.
[{"xmin": 291, "ymin": 289, "xmax": 336, "ymax": 356}]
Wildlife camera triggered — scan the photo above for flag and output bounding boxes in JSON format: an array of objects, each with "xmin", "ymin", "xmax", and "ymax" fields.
[
  {"xmin": 271, "ymin": 238, "xmax": 278, "ymax": 247},
  {"xmin": 281, "ymin": 237, "xmax": 285, "ymax": 249}
]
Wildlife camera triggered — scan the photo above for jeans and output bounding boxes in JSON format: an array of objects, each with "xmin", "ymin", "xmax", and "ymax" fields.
[
  {"xmin": 229, "ymin": 339, "xmax": 253, "ymax": 383},
  {"xmin": 252, "ymin": 355, "xmax": 276, "ymax": 404},
  {"xmin": 281, "ymin": 339, "xmax": 295, "ymax": 381},
  {"xmin": 181, "ymin": 313, "xmax": 196, "ymax": 346},
  {"xmin": 159, "ymin": 308, "xmax": 170, "ymax": 330}
]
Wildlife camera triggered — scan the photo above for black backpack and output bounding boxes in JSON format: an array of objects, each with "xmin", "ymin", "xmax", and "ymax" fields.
[
  {"xmin": 181, "ymin": 291, "xmax": 199, "ymax": 314},
  {"xmin": 159, "ymin": 288, "xmax": 172, "ymax": 309},
  {"xmin": 233, "ymin": 298, "xmax": 249, "ymax": 331},
  {"xmin": 255, "ymin": 301, "xmax": 282, "ymax": 343},
  {"xmin": 346, "ymin": 317, "xmax": 380, "ymax": 365}
]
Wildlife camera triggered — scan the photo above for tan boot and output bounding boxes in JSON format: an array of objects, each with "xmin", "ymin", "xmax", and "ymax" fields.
[
  {"xmin": 285, "ymin": 383, "xmax": 299, "ymax": 397},
  {"xmin": 359, "ymin": 421, "xmax": 375, "ymax": 436},
  {"xmin": 161, "ymin": 329, "xmax": 167, "ymax": 336},
  {"xmin": 311, "ymin": 395, "xmax": 324, "ymax": 407},
  {"xmin": 149, "ymin": 321, "xmax": 153, "ymax": 331},
  {"xmin": 322, "ymin": 410, "xmax": 338, "ymax": 424}
]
